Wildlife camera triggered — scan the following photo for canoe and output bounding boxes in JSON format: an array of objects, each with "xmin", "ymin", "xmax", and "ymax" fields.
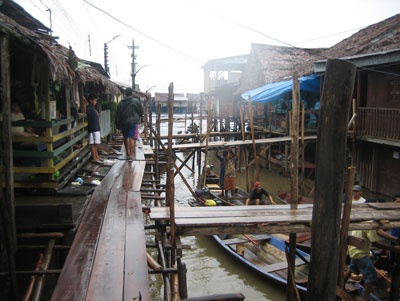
[
  {"xmin": 197, "ymin": 177, "xmax": 383, "ymax": 299},
  {"xmin": 213, "ymin": 233, "xmax": 310, "ymax": 294}
]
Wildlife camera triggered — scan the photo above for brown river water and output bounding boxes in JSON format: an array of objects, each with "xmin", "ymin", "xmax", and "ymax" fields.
[{"xmin": 148, "ymin": 116, "xmax": 290, "ymax": 300}]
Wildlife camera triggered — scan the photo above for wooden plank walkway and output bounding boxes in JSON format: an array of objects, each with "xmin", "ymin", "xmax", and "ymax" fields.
[
  {"xmin": 150, "ymin": 203, "xmax": 400, "ymax": 236},
  {"xmin": 51, "ymin": 139, "xmax": 149, "ymax": 301},
  {"xmin": 171, "ymin": 135, "xmax": 317, "ymax": 151}
]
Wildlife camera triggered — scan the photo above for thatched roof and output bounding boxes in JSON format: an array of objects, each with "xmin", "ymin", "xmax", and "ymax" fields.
[
  {"xmin": 0, "ymin": 2, "xmax": 120, "ymax": 95},
  {"xmin": 237, "ymin": 14, "xmax": 400, "ymax": 94},
  {"xmin": 236, "ymin": 43, "xmax": 325, "ymax": 93},
  {"xmin": 324, "ymin": 14, "xmax": 400, "ymax": 58}
]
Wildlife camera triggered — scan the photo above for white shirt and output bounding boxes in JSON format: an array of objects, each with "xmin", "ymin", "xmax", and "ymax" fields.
[{"xmin": 352, "ymin": 196, "xmax": 366, "ymax": 204}]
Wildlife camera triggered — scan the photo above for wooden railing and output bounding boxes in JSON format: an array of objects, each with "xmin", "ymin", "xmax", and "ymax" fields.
[{"xmin": 356, "ymin": 107, "xmax": 400, "ymax": 141}]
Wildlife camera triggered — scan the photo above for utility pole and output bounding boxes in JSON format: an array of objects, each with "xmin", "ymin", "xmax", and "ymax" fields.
[
  {"xmin": 88, "ymin": 35, "xmax": 91, "ymax": 56},
  {"xmin": 128, "ymin": 39, "xmax": 139, "ymax": 89},
  {"xmin": 104, "ymin": 43, "xmax": 109, "ymax": 74},
  {"xmin": 46, "ymin": 8, "xmax": 52, "ymax": 34},
  {"xmin": 104, "ymin": 35, "xmax": 120, "ymax": 77}
]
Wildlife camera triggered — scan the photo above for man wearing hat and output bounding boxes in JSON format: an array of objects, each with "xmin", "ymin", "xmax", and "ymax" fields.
[{"xmin": 352, "ymin": 185, "xmax": 366, "ymax": 204}]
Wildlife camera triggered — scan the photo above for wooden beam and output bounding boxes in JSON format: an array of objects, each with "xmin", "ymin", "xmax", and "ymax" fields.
[
  {"xmin": 248, "ymin": 96, "xmax": 260, "ymax": 181},
  {"xmin": 1, "ymin": 34, "xmax": 18, "ymax": 301},
  {"xmin": 287, "ymin": 73, "xmax": 300, "ymax": 301},
  {"xmin": 307, "ymin": 59, "xmax": 357, "ymax": 301},
  {"xmin": 337, "ymin": 167, "xmax": 355, "ymax": 288}
]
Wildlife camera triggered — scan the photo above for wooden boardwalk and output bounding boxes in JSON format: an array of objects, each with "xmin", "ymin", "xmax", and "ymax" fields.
[
  {"xmin": 150, "ymin": 203, "xmax": 400, "ymax": 236},
  {"xmin": 172, "ymin": 135, "xmax": 317, "ymax": 151},
  {"xmin": 51, "ymin": 139, "xmax": 149, "ymax": 301}
]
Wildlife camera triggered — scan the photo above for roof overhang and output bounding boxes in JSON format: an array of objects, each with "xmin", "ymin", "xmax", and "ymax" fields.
[{"xmin": 314, "ymin": 48, "xmax": 400, "ymax": 73}]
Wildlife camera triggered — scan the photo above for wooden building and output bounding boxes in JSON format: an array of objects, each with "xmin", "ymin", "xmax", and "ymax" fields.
[
  {"xmin": 0, "ymin": 0, "xmax": 120, "ymax": 190},
  {"xmin": 203, "ymin": 54, "xmax": 248, "ymax": 117}
]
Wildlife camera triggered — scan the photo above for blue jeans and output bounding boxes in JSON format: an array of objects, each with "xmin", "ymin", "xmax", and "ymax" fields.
[{"xmin": 349, "ymin": 256, "xmax": 377, "ymax": 284}]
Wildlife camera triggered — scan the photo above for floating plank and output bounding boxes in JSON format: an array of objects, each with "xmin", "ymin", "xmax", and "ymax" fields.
[
  {"xmin": 172, "ymin": 135, "xmax": 317, "ymax": 151},
  {"xmin": 222, "ymin": 234, "xmax": 271, "ymax": 245}
]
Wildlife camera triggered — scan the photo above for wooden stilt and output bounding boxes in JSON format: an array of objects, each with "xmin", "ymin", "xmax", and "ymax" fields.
[
  {"xmin": 240, "ymin": 106, "xmax": 250, "ymax": 192},
  {"xmin": 307, "ymin": 59, "xmax": 357, "ymax": 301},
  {"xmin": 287, "ymin": 73, "xmax": 300, "ymax": 301},
  {"xmin": 0, "ymin": 34, "xmax": 18, "ymax": 301},
  {"xmin": 248, "ymin": 96, "xmax": 260, "ymax": 182},
  {"xmin": 337, "ymin": 167, "xmax": 355, "ymax": 289}
]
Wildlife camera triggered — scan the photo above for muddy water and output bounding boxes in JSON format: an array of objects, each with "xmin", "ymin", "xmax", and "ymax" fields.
[{"xmin": 148, "ymin": 115, "xmax": 290, "ymax": 300}]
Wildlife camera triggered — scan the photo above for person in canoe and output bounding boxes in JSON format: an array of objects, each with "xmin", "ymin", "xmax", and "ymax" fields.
[{"xmin": 245, "ymin": 182, "xmax": 276, "ymax": 205}]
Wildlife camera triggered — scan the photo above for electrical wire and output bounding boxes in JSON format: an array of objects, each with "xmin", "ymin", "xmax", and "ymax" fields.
[{"xmin": 82, "ymin": 0, "xmax": 205, "ymax": 64}]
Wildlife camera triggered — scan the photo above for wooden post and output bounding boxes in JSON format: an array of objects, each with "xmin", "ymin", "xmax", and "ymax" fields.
[
  {"xmin": 337, "ymin": 166, "xmax": 356, "ymax": 288},
  {"xmin": 148, "ymin": 95, "xmax": 153, "ymax": 147},
  {"xmin": 184, "ymin": 106, "xmax": 187, "ymax": 134},
  {"xmin": 143, "ymin": 97, "xmax": 148, "ymax": 138},
  {"xmin": 248, "ymin": 96, "xmax": 260, "ymax": 182},
  {"xmin": 177, "ymin": 258, "xmax": 188, "ymax": 299},
  {"xmin": 155, "ymin": 104, "xmax": 161, "ymax": 181},
  {"xmin": 65, "ymin": 86, "xmax": 72, "ymax": 155},
  {"xmin": 201, "ymin": 99, "xmax": 212, "ymax": 188},
  {"xmin": 301, "ymin": 101, "xmax": 305, "ymax": 175},
  {"xmin": 240, "ymin": 106, "xmax": 250, "ymax": 192},
  {"xmin": 1, "ymin": 34, "xmax": 18, "ymax": 301},
  {"xmin": 166, "ymin": 83, "xmax": 176, "ymax": 266},
  {"xmin": 198, "ymin": 94, "xmax": 203, "ymax": 175},
  {"xmin": 306, "ymin": 59, "xmax": 357, "ymax": 301},
  {"xmin": 41, "ymin": 62, "xmax": 54, "ymax": 170},
  {"xmin": 287, "ymin": 73, "xmax": 300, "ymax": 301}
]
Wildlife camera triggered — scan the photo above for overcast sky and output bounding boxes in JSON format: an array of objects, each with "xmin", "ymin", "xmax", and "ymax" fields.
[{"xmin": 14, "ymin": 0, "xmax": 400, "ymax": 94}]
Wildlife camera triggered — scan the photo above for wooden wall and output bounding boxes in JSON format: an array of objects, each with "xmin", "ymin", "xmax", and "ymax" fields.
[
  {"xmin": 357, "ymin": 142, "xmax": 400, "ymax": 197},
  {"xmin": 365, "ymin": 65, "xmax": 400, "ymax": 109}
]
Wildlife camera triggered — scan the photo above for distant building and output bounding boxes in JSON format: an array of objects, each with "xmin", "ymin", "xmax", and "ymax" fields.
[
  {"xmin": 153, "ymin": 92, "xmax": 189, "ymax": 113},
  {"xmin": 203, "ymin": 55, "xmax": 248, "ymax": 117}
]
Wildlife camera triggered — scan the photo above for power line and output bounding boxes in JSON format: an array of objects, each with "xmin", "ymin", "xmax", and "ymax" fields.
[
  {"xmin": 82, "ymin": 0, "xmax": 205, "ymax": 64},
  {"xmin": 294, "ymin": 26, "xmax": 366, "ymax": 45}
]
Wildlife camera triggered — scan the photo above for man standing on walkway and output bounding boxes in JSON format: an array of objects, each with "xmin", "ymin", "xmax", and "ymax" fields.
[
  {"xmin": 352, "ymin": 185, "xmax": 366, "ymax": 204},
  {"xmin": 86, "ymin": 94, "xmax": 102, "ymax": 163},
  {"xmin": 116, "ymin": 88, "xmax": 143, "ymax": 159}
]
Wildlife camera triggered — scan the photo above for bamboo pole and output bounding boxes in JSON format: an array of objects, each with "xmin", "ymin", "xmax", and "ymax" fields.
[
  {"xmin": 184, "ymin": 106, "xmax": 187, "ymax": 134},
  {"xmin": 337, "ymin": 166, "xmax": 356, "ymax": 288},
  {"xmin": 23, "ymin": 254, "xmax": 43, "ymax": 301},
  {"xmin": 147, "ymin": 252, "xmax": 163, "ymax": 271},
  {"xmin": 240, "ymin": 105, "xmax": 250, "ymax": 192},
  {"xmin": 31, "ymin": 239, "xmax": 56, "ymax": 301},
  {"xmin": 171, "ymin": 267, "xmax": 180, "ymax": 301},
  {"xmin": 301, "ymin": 101, "xmax": 305, "ymax": 174},
  {"xmin": 287, "ymin": 73, "xmax": 300, "ymax": 301},
  {"xmin": 201, "ymin": 98, "xmax": 212, "ymax": 188},
  {"xmin": 155, "ymin": 104, "xmax": 161, "ymax": 181},
  {"xmin": 148, "ymin": 124, "xmax": 197, "ymax": 199},
  {"xmin": 174, "ymin": 151, "xmax": 195, "ymax": 176},
  {"xmin": 157, "ymin": 237, "xmax": 171, "ymax": 301},
  {"xmin": 148, "ymin": 94, "xmax": 154, "ymax": 147},
  {"xmin": 198, "ymin": 94, "xmax": 203, "ymax": 175},
  {"xmin": 248, "ymin": 96, "xmax": 260, "ymax": 182},
  {"xmin": 166, "ymin": 83, "xmax": 176, "ymax": 266}
]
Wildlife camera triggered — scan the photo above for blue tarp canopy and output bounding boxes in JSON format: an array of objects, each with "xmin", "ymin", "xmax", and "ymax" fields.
[{"xmin": 241, "ymin": 74, "xmax": 320, "ymax": 104}]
